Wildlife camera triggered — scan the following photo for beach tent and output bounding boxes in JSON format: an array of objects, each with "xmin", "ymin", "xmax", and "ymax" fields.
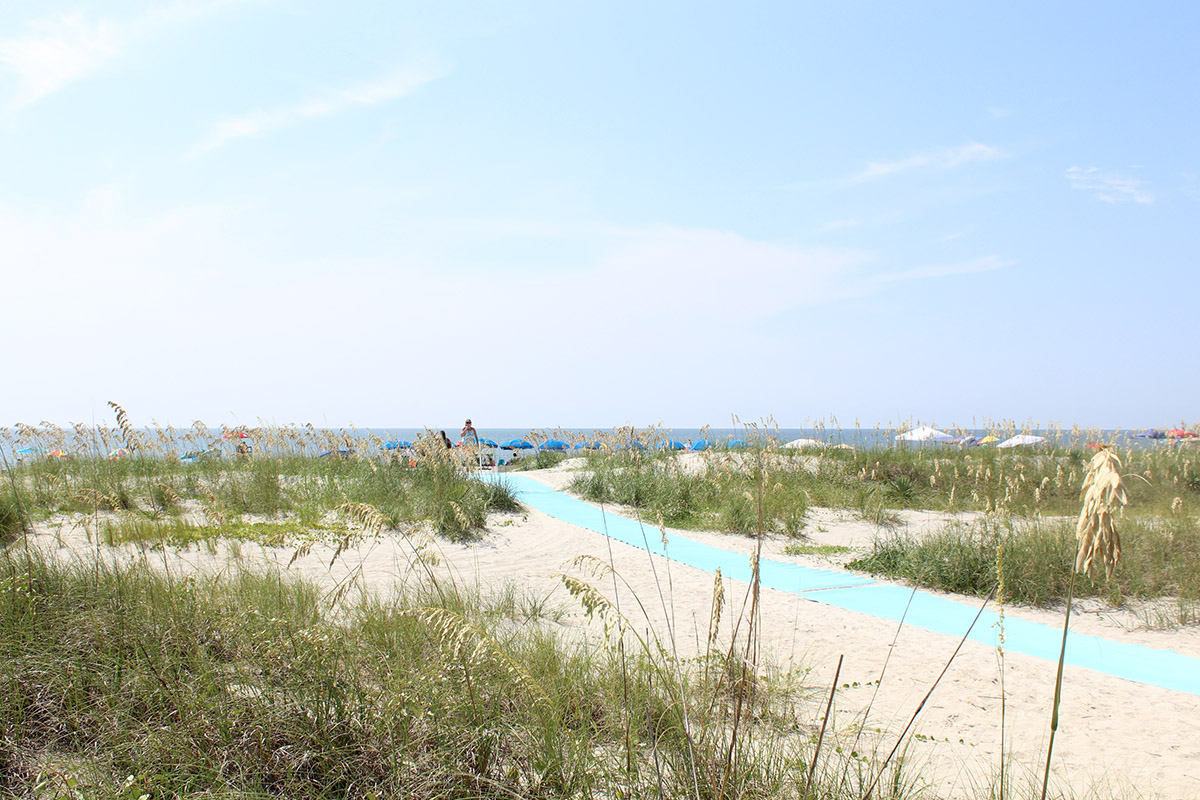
[
  {"xmin": 783, "ymin": 438, "xmax": 823, "ymax": 449},
  {"xmin": 1168, "ymin": 429, "xmax": 1198, "ymax": 439},
  {"xmin": 894, "ymin": 425, "xmax": 956, "ymax": 443},
  {"xmin": 501, "ymin": 439, "xmax": 534, "ymax": 449},
  {"xmin": 540, "ymin": 440, "xmax": 570, "ymax": 451},
  {"xmin": 1135, "ymin": 429, "xmax": 1166, "ymax": 439},
  {"xmin": 996, "ymin": 434, "xmax": 1046, "ymax": 449}
]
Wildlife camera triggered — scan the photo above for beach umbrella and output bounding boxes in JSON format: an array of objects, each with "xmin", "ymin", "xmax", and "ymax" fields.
[
  {"xmin": 501, "ymin": 439, "xmax": 534, "ymax": 449},
  {"xmin": 783, "ymin": 438, "xmax": 823, "ymax": 449},
  {"xmin": 222, "ymin": 430, "xmax": 250, "ymax": 439},
  {"xmin": 108, "ymin": 448, "xmax": 130, "ymax": 459},
  {"xmin": 894, "ymin": 425, "xmax": 956, "ymax": 443},
  {"xmin": 15, "ymin": 447, "xmax": 46, "ymax": 455},
  {"xmin": 996, "ymin": 434, "xmax": 1046, "ymax": 449},
  {"xmin": 540, "ymin": 439, "xmax": 570, "ymax": 451},
  {"xmin": 574, "ymin": 441, "xmax": 599, "ymax": 450},
  {"xmin": 384, "ymin": 440, "xmax": 413, "ymax": 450},
  {"xmin": 1168, "ymin": 429, "xmax": 1198, "ymax": 439},
  {"xmin": 48, "ymin": 449, "xmax": 70, "ymax": 458},
  {"xmin": 476, "ymin": 438, "xmax": 499, "ymax": 447},
  {"xmin": 726, "ymin": 439, "xmax": 747, "ymax": 449},
  {"xmin": 690, "ymin": 440, "xmax": 711, "ymax": 451},
  {"xmin": 660, "ymin": 440, "xmax": 686, "ymax": 450},
  {"xmin": 978, "ymin": 435, "xmax": 1000, "ymax": 444},
  {"xmin": 1135, "ymin": 429, "xmax": 1166, "ymax": 439},
  {"xmin": 319, "ymin": 449, "xmax": 354, "ymax": 458}
]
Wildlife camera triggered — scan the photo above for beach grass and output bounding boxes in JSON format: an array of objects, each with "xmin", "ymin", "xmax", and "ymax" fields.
[
  {"xmin": 0, "ymin": 543, "xmax": 909, "ymax": 799},
  {"xmin": 2, "ymin": 414, "xmax": 1197, "ymax": 798}
]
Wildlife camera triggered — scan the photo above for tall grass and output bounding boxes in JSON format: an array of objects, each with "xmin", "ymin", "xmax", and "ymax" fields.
[
  {"xmin": 848, "ymin": 512, "xmax": 1200, "ymax": 612},
  {"xmin": 571, "ymin": 450, "xmax": 807, "ymax": 536},
  {"xmin": 0, "ymin": 545, "xmax": 889, "ymax": 799},
  {"xmin": 2, "ymin": 419, "xmax": 520, "ymax": 543}
]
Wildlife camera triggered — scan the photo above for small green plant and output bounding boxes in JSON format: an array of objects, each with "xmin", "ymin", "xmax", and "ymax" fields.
[{"xmin": 0, "ymin": 490, "xmax": 28, "ymax": 543}]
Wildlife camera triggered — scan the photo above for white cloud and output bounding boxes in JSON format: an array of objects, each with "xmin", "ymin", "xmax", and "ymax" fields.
[
  {"xmin": 812, "ymin": 219, "xmax": 860, "ymax": 234},
  {"xmin": 0, "ymin": 12, "xmax": 122, "ymax": 107},
  {"xmin": 0, "ymin": 1, "xmax": 247, "ymax": 108},
  {"xmin": 853, "ymin": 142, "xmax": 1004, "ymax": 182},
  {"xmin": 0, "ymin": 197, "xmax": 881, "ymax": 422},
  {"xmin": 874, "ymin": 254, "xmax": 1013, "ymax": 284},
  {"xmin": 191, "ymin": 64, "xmax": 446, "ymax": 155},
  {"xmin": 1065, "ymin": 166, "xmax": 1154, "ymax": 204}
]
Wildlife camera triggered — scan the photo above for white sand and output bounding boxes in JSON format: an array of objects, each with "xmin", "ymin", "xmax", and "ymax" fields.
[{"xmin": 23, "ymin": 465, "xmax": 1200, "ymax": 800}]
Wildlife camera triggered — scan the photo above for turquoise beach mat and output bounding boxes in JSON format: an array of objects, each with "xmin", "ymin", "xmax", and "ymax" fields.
[{"xmin": 489, "ymin": 472, "xmax": 1200, "ymax": 696}]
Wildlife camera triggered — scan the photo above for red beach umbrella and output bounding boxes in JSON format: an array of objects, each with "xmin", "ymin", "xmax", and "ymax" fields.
[{"xmin": 1168, "ymin": 429, "xmax": 1198, "ymax": 439}]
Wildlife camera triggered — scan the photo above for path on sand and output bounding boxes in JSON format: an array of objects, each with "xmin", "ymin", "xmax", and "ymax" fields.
[{"xmin": 492, "ymin": 472, "xmax": 1200, "ymax": 697}]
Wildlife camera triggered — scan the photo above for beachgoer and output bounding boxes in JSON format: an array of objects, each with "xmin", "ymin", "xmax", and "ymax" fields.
[
  {"xmin": 461, "ymin": 419, "xmax": 478, "ymax": 444},
  {"xmin": 440, "ymin": 430, "xmax": 453, "ymax": 449}
]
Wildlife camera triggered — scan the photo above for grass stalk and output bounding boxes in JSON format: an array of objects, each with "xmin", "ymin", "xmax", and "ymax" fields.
[
  {"xmin": 805, "ymin": 653, "xmax": 843, "ymax": 798},
  {"xmin": 1040, "ymin": 569, "xmax": 1075, "ymax": 800},
  {"xmin": 865, "ymin": 584, "xmax": 997, "ymax": 799}
]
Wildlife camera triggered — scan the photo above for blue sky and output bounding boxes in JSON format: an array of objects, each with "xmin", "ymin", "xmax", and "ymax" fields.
[{"xmin": 1, "ymin": 1, "xmax": 1196, "ymax": 430}]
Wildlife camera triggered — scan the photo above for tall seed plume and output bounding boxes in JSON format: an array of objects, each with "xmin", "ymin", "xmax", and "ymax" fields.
[{"xmin": 1075, "ymin": 446, "xmax": 1126, "ymax": 580}]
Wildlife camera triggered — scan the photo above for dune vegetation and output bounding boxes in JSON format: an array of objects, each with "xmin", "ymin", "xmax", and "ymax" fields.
[{"xmin": 2, "ymin": 409, "xmax": 1197, "ymax": 797}]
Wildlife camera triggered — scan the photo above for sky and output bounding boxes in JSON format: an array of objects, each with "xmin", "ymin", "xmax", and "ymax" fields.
[{"xmin": 1, "ymin": 1, "xmax": 1197, "ymax": 431}]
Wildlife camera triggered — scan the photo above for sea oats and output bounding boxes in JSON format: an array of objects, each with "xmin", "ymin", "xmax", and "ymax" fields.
[{"xmin": 1075, "ymin": 447, "xmax": 1126, "ymax": 580}]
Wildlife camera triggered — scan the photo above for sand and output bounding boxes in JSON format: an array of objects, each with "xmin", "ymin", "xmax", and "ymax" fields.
[{"xmin": 22, "ymin": 462, "xmax": 1200, "ymax": 800}]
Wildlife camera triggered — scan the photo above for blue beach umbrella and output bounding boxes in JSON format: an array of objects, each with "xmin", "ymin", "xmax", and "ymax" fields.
[
  {"xmin": 384, "ymin": 440, "xmax": 413, "ymax": 450},
  {"xmin": 690, "ymin": 440, "xmax": 711, "ymax": 451},
  {"xmin": 660, "ymin": 440, "xmax": 685, "ymax": 450},
  {"xmin": 501, "ymin": 439, "xmax": 534, "ymax": 449},
  {"xmin": 476, "ymin": 438, "xmax": 499, "ymax": 447},
  {"xmin": 726, "ymin": 439, "xmax": 747, "ymax": 449},
  {"xmin": 15, "ymin": 447, "xmax": 46, "ymax": 455},
  {"xmin": 540, "ymin": 439, "xmax": 570, "ymax": 451}
]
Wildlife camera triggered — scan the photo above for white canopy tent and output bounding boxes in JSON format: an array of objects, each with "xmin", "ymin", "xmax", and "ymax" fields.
[
  {"xmin": 996, "ymin": 434, "xmax": 1046, "ymax": 449},
  {"xmin": 894, "ymin": 425, "xmax": 956, "ymax": 443}
]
